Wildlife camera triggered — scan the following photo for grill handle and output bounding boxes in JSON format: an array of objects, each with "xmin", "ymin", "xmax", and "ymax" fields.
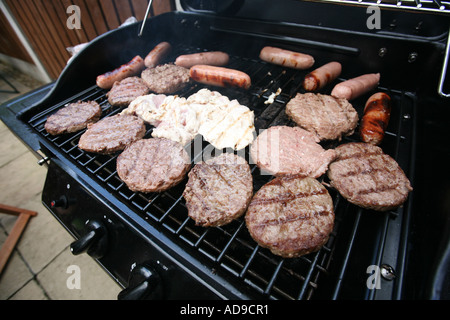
[
  {"xmin": 118, "ymin": 263, "xmax": 163, "ymax": 300},
  {"xmin": 438, "ymin": 27, "xmax": 450, "ymax": 98},
  {"xmin": 70, "ymin": 220, "xmax": 108, "ymax": 259}
]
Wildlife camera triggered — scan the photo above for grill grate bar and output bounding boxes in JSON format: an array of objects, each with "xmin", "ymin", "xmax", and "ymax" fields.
[
  {"xmin": 175, "ymin": 216, "xmax": 191, "ymax": 235},
  {"xmin": 297, "ymin": 250, "xmax": 323, "ymax": 299},
  {"xmin": 194, "ymin": 228, "xmax": 210, "ymax": 248},
  {"xmin": 89, "ymin": 156, "xmax": 116, "ymax": 175},
  {"xmin": 158, "ymin": 195, "xmax": 184, "ymax": 224},
  {"xmin": 239, "ymin": 245, "xmax": 260, "ymax": 278},
  {"xmin": 215, "ymin": 221, "xmax": 245, "ymax": 263},
  {"xmin": 366, "ymin": 212, "xmax": 391, "ymax": 299},
  {"xmin": 264, "ymin": 259, "xmax": 285, "ymax": 296},
  {"xmin": 331, "ymin": 208, "xmax": 363, "ymax": 299}
]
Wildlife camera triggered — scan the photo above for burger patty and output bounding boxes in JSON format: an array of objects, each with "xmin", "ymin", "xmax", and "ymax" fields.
[
  {"xmin": 245, "ymin": 175, "xmax": 335, "ymax": 258},
  {"xmin": 44, "ymin": 100, "xmax": 101, "ymax": 135},
  {"xmin": 183, "ymin": 153, "xmax": 253, "ymax": 227},
  {"xmin": 327, "ymin": 142, "xmax": 413, "ymax": 211},
  {"xmin": 286, "ymin": 93, "xmax": 359, "ymax": 141},
  {"xmin": 141, "ymin": 64, "xmax": 190, "ymax": 94},
  {"xmin": 250, "ymin": 125, "xmax": 337, "ymax": 178},
  {"xmin": 117, "ymin": 138, "xmax": 191, "ymax": 193},
  {"xmin": 78, "ymin": 114, "xmax": 146, "ymax": 154},
  {"xmin": 107, "ymin": 76, "xmax": 150, "ymax": 107}
]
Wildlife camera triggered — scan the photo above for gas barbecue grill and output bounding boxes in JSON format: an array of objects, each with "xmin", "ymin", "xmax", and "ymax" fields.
[{"xmin": 1, "ymin": 0, "xmax": 449, "ymax": 300}]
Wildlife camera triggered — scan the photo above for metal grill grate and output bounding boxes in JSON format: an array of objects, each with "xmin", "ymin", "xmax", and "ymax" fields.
[
  {"xmin": 25, "ymin": 46, "xmax": 415, "ymax": 299},
  {"xmin": 309, "ymin": 0, "xmax": 450, "ymax": 14}
]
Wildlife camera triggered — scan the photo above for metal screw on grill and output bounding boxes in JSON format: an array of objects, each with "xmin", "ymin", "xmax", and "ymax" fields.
[
  {"xmin": 408, "ymin": 52, "xmax": 418, "ymax": 63},
  {"xmin": 37, "ymin": 156, "xmax": 49, "ymax": 166},
  {"xmin": 389, "ymin": 19, "xmax": 397, "ymax": 30},
  {"xmin": 380, "ymin": 264, "xmax": 396, "ymax": 281},
  {"xmin": 378, "ymin": 47, "xmax": 387, "ymax": 58},
  {"xmin": 415, "ymin": 21, "xmax": 423, "ymax": 34}
]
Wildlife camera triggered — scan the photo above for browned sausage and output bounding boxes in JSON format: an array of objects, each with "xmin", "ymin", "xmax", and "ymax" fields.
[
  {"xmin": 175, "ymin": 51, "xmax": 229, "ymax": 68},
  {"xmin": 360, "ymin": 92, "xmax": 391, "ymax": 145},
  {"xmin": 189, "ymin": 65, "xmax": 251, "ymax": 90},
  {"xmin": 96, "ymin": 55, "xmax": 145, "ymax": 89},
  {"xmin": 144, "ymin": 42, "xmax": 172, "ymax": 68},
  {"xmin": 331, "ymin": 73, "xmax": 380, "ymax": 100},
  {"xmin": 259, "ymin": 46, "xmax": 315, "ymax": 70},
  {"xmin": 302, "ymin": 61, "xmax": 342, "ymax": 92}
]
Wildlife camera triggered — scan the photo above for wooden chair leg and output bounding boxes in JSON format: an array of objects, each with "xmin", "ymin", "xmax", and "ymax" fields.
[{"xmin": 0, "ymin": 204, "xmax": 37, "ymax": 275}]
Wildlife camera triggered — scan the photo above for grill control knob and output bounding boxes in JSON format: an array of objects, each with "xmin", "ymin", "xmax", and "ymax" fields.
[
  {"xmin": 70, "ymin": 219, "xmax": 108, "ymax": 259},
  {"xmin": 50, "ymin": 195, "xmax": 68, "ymax": 209},
  {"xmin": 118, "ymin": 263, "xmax": 163, "ymax": 300}
]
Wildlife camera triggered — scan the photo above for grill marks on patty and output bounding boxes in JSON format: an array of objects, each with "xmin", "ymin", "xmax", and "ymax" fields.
[
  {"xmin": 44, "ymin": 100, "xmax": 102, "ymax": 135},
  {"xmin": 117, "ymin": 138, "xmax": 191, "ymax": 193},
  {"xmin": 249, "ymin": 187, "xmax": 328, "ymax": 207},
  {"xmin": 78, "ymin": 114, "xmax": 146, "ymax": 154},
  {"xmin": 141, "ymin": 63, "xmax": 190, "ymax": 94},
  {"xmin": 286, "ymin": 93, "xmax": 359, "ymax": 141},
  {"xmin": 327, "ymin": 142, "xmax": 412, "ymax": 211},
  {"xmin": 245, "ymin": 175, "xmax": 334, "ymax": 258},
  {"xmin": 107, "ymin": 76, "xmax": 150, "ymax": 107},
  {"xmin": 183, "ymin": 153, "xmax": 253, "ymax": 227}
]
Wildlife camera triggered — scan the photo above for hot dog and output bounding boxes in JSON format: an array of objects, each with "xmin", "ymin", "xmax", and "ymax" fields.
[
  {"xmin": 96, "ymin": 55, "xmax": 145, "ymax": 89},
  {"xmin": 189, "ymin": 65, "xmax": 251, "ymax": 90},
  {"xmin": 331, "ymin": 73, "xmax": 380, "ymax": 100},
  {"xmin": 360, "ymin": 92, "xmax": 391, "ymax": 145},
  {"xmin": 175, "ymin": 51, "xmax": 230, "ymax": 68},
  {"xmin": 144, "ymin": 41, "xmax": 172, "ymax": 68},
  {"xmin": 259, "ymin": 46, "xmax": 315, "ymax": 70},
  {"xmin": 302, "ymin": 61, "xmax": 342, "ymax": 92}
]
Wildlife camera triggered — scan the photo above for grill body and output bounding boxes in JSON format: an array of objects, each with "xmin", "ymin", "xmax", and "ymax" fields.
[{"xmin": 1, "ymin": 1, "xmax": 449, "ymax": 300}]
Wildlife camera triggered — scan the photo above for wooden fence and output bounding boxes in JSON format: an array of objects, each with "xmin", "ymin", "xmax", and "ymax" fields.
[{"xmin": 3, "ymin": 0, "xmax": 174, "ymax": 80}]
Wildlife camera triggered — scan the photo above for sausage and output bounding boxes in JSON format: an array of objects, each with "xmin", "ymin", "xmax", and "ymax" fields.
[
  {"xmin": 331, "ymin": 73, "xmax": 380, "ymax": 100},
  {"xmin": 360, "ymin": 92, "xmax": 391, "ymax": 145},
  {"xmin": 144, "ymin": 41, "xmax": 172, "ymax": 68},
  {"xmin": 96, "ymin": 55, "xmax": 145, "ymax": 89},
  {"xmin": 189, "ymin": 65, "xmax": 251, "ymax": 90},
  {"xmin": 302, "ymin": 61, "xmax": 342, "ymax": 92},
  {"xmin": 175, "ymin": 51, "xmax": 230, "ymax": 68},
  {"xmin": 259, "ymin": 46, "xmax": 315, "ymax": 70}
]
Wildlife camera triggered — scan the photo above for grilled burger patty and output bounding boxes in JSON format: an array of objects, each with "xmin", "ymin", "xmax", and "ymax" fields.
[
  {"xmin": 141, "ymin": 63, "xmax": 190, "ymax": 94},
  {"xmin": 44, "ymin": 100, "xmax": 101, "ymax": 135},
  {"xmin": 245, "ymin": 175, "xmax": 334, "ymax": 258},
  {"xmin": 183, "ymin": 153, "xmax": 253, "ymax": 227},
  {"xmin": 286, "ymin": 93, "xmax": 359, "ymax": 141},
  {"xmin": 107, "ymin": 76, "xmax": 150, "ymax": 106},
  {"xmin": 117, "ymin": 138, "xmax": 191, "ymax": 193},
  {"xmin": 327, "ymin": 142, "xmax": 413, "ymax": 211},
  {"xmin": 78, "ymin": 114, "xmax": 146, "ymax": 154},
  {"xmin": 250, "ymin": 125, "xmax": 336, "ymax": 178}
]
